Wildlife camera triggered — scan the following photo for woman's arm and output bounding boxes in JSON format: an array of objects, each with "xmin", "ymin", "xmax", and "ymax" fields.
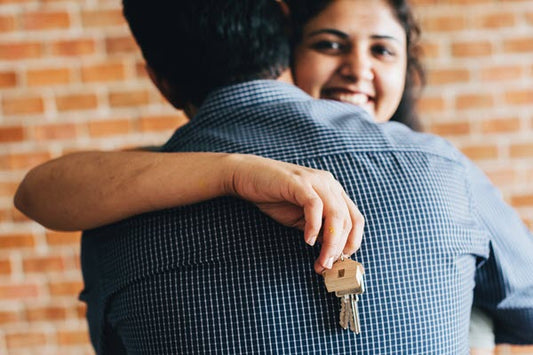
[{"xmin": 14, "ymin": 151, "xmax": 364, "ymax": 273}]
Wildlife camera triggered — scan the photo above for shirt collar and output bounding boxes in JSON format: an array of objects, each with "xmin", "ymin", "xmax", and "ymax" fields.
[{"xmin": 194, "ymin": 80, "xmax": 312, "ymax": 120}]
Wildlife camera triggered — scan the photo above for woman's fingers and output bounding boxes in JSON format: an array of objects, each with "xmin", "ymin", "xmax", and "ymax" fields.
[
  {"xmin": 310, "ymin": 177, "xmax": 356, "ymax": 274},
  {"xmin": 231, "ymin": 155, "xmax": 364, "ymax": 274},
  {"xmin": 301, "ymin": 193, "xmax": 323, "ymax": 246},
  {"xmin": 342, "ymin": 191, "xmax": 364, "ymax": 256}
]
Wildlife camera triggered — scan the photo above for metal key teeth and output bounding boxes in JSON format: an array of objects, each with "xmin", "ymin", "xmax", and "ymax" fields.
[{"xmin": 339, "ymin": 295, "xmax": 348, "ymax": 329}]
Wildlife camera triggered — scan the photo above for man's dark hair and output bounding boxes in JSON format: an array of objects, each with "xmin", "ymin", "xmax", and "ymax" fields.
[{"xmin": 123, "ymin": 0, "xmax": 290, "ymax": 108}]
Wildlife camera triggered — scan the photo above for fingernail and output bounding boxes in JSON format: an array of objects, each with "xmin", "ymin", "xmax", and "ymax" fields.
[
  {"xmin": 325, "ymin": 256, "xmax": 334, "ymax": 269},
  {"xmin": 307, "ymin": 236, "xmax": 317, "ymax": 246}
]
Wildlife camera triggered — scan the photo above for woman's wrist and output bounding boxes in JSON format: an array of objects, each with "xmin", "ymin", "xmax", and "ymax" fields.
[{"xmin": 218, "ymin": 153, "xmax": 246, "ymax": 198}]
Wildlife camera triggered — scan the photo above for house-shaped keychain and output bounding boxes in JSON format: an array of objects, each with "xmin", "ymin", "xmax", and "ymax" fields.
[{"xmin": 322, "ymin": 257, "xmax": 365, "ymax": 296}]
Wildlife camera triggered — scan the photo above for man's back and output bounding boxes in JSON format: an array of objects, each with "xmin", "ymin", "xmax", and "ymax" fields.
[{"xmin": 81, "ymin": 80, "xmax": 533, "ymax": 354}]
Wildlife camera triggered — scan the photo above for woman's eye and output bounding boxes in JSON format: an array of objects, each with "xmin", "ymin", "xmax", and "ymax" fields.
[
  {"xmin": 310, "ymin": 40, "xmax": 346, "ymax": 53},
  {"xmin": 372, "ymin": 44, "xmax": 396, "ymax": 58}
]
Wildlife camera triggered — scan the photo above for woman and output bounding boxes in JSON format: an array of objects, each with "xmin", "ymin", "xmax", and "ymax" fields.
[{"xmin": 15, "ymin": 0, "xmax": 494, "ymax": 350}]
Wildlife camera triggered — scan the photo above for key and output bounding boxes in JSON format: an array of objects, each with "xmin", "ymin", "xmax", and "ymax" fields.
[
  {"xmin": 349, "ymin": 293, "xmax": 360, "ymax": 333},
  {"xmin": 339, "ymin": 294, "xmax": 348, "ymax": 329},
  {"xmin": 323, "ymin": 257, "xmax": 365, "ymax": 334}
]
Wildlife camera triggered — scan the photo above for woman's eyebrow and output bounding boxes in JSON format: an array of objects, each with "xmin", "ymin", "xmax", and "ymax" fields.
[
  {"xmin": 371, "ymin": 34, "xmax": 402, "ymax": 43},
  {"xmin": 307, "ymin": 28, "xmax": 349, "ymax": 39}
]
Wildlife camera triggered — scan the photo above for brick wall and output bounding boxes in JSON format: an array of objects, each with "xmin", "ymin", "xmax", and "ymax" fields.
[{"xmin": 0, "ymin": 0, "xmax": 531, "ymax": 353}]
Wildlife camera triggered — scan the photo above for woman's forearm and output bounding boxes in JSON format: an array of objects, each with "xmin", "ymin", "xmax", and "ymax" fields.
[
  {"xmin": 14, "ymin": 151, "xmax": 234, "ymax": 231},
  {"xmin": 14, "ymin": 150, "xmax": 364, "ymax": 273}
]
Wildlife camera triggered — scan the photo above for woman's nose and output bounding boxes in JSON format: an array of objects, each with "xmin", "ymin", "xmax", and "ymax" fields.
[{"xmin": 338, "ymin": 50, "xmax": 374, "ymax": 82}]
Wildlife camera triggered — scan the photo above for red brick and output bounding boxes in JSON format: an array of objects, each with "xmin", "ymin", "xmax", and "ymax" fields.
[
  {"xmin": 51, "ymin": 38, "xmax": 96, "ymax": 56},
  {"xmin": 23, "ymin": 256, "xmax": 66, "ymax": 273},
  {"xmin": 455, "ymin": 94, "xmax": 494, "ymax": 110},
  {"xmin": 481, "ymin": 117, "xmax": 520, "ymax": 133},
  {"xmin": 27, "ymin": 68, "xmax": 71, "ymax": 86},
  {"xmin": 510, "ymin": 143, "xmax": 533, "ymax": 158},
  {"xmin": 420, "ymin": 41, "xmax": 440, "ymax": 58},
  {"xmin": 0, "ymin": 126, "xmax": 24, "ymax": 142},
  {"xmin": 32, "ymin": 124, "xmax": 78, "ymax": 141},
  {"xmin": 0, "ymin": 71, "xmax": 17, "ymax": 88},
  {"xmin": 417, "ymin": 96, "xmax": 446, "ymax": 113},
  {"xmin": 8, "ymin": 152, "xmax": 52, "ymax": 170},
  {"xmin": 0, "ymin": 233, "xmax": 35, "ymax": 250},
  {"xmin": 0, "ymin": 259, "xmax": 12, "ymax": 275},
  {"xmin": 505, "ymin": 345, "xmax": 533, "ymax": 354},
  {"xmin": 485, "ymin": 168, "xmax": 518, "ymax": 186},
  {"xmin": 105, "ymin": 35, "xmax": 138, "ymax": 54},
  {"xmin": 140, "ymin": 114, "xmax": 187, "ymax": 132},
  {"xmin": 56, "ymin": 93, "xmax": 98, "ymax": 111},
  {"xmin": 0, "ymin": 212, "xmax": 10, "ymax": 224},
  {"xmin": 26, "ymin": 305, "xmax": 67, "ymax": 321},
  {"xmin": 81, "ymin": 9, "xmax": 126, "ymax": 27},
  {"xmin": 135, "ymin": 61, "xmax": 149, "ymax": 78},
  {"xmin": 2, "ymin": 95, "xmax": 44, "ymax": 115},
  {"xmin": 49, "ymin": 280, "xmax": 83, "ymax": 297},
  {"xmin": 429, "ymin": 69, "xmax": 470, "ymax": 85},
  {"xmin": 452, "ymin": 41, "xmax": 492, "ymax": 57},
  {"xmin": 0, "ymin": 15, "xmax": 16, "ymax": 32},
  {"xmin": 430, "ymin": 121, "xmax": 471, "ymax": 136},
  {"xmin": 76, "ymin": 302, "xmax": 87, "ymax": 319},
  {"xmin": 57, "ymin": 329, "xmax": 90, "ymax": 345},
  {"xmin": 0, "ymin": 283, "xmax": 40, "ymax": 300},
  {"xmin": 474, "ymin": 13, "xmax": 516, "ymax": 29},
  {"xmin": 0, "ymin": 181, "xmax": 18, "ymax": 197},
  {"xmin": 511, "ymin": 194, "xmax": 533, "ymax": 208},
  {"xmin": 109, "ymin": 90, "xmax": 150, "ymax": 107},
  {"xmin": 0, "ymin": 310, "xmax": 20, "ymax": 324},
  {"xmin": 422, "ymin": 16, "xmax": 467, "ymax": 32},
  {"xmin": 526, "ymin": 12, "xmax": 533, "ymax": 25},
  {"xmin": 0, "ymin": 42, "xmax": 42, "ymax": 60},
  {"xmin": 88, "ymin": 119, "xmax": 133, "ymax": 137},
  {"xmin": 505, "ymin": 89, "xmax": 533, "ymax": 105},
  {"xmin": 504, "ymin": 37, "xmax": 533, "ymax": 53},
  {"xmin": 6, "ymin": 331, "xmax": 47, "ymax": 348},
  {"xmin": 448, "ymin": 0, "xmax": 491, "ymax": 3},
  {"xmin": 23, "ymin": 11, "xmax": 70, "ymax": 30},
  {"xmin": 81, "ymin": 62, "xmax": 126, "ymax": 82},
  {"xmin": 460, "ymin": 144, "xmax": 498, "ymax": 160},
  {"xmin": 480, "ymin": 65, "xmax": 523, "ymax": 81},
  {"xmin": 45, "ymin": 231, "xmax": 81, "ymax": 247}
]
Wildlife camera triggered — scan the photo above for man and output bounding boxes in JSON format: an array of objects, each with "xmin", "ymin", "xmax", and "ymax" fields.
[{"xmin": 80, "ymin": 0, "xmax": 533, "ymax": 353}]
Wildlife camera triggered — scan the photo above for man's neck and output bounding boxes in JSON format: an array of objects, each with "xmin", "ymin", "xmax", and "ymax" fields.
[{"xmin": 277, "ymin": 69, "xmax": 294, "ymax": 85}]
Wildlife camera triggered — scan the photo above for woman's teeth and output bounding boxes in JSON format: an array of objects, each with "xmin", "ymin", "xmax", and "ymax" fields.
[
  {"xmin": 325, "ymin": 92, "xmax": 370, "ymax": 106},
  {"xmin": 337, "ymin": 93, "xmax": 369, "ymax": 105}
]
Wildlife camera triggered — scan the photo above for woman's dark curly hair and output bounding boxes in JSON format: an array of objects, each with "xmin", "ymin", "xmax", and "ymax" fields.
[{"xmin": 286, "ymin": 0, "xmax": 425, "ymax": 131}]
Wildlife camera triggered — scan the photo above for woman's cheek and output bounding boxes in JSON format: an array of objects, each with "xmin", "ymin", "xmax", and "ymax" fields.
[{"xmin": 294, "ymin": 56, "xmax": 322, "ymax": 98}]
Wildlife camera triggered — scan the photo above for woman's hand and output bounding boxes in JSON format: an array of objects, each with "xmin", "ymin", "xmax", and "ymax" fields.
[{"xmin": 223, "ymin": 154, "xmax": 365, "ymax": 274}]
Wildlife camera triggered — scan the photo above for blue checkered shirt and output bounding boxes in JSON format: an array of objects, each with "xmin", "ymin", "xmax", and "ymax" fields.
[{"xmin": 80, "ymin": 80, "xmax": 533, "ymax": 354}]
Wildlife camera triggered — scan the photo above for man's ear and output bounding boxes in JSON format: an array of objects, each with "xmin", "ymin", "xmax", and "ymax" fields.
[{"xmin": 276, "ymin": 0, "xmax": 290, "ymax": 17}]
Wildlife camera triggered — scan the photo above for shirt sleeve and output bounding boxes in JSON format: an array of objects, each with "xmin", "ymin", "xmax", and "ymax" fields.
[{"xmin": 467, "ymin": 159, "xmax": 533, "ymax": 344}]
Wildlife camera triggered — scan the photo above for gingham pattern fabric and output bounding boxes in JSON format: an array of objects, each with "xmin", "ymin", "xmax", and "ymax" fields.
[{"xmin": 80, "ymin": 80, "xmax": 533, "ymax": 354}]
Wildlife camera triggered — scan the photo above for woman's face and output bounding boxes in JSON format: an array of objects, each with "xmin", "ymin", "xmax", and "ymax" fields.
[{"xmin": 293, "ymin": 0, "xmax": 407, "ymax": 123}]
